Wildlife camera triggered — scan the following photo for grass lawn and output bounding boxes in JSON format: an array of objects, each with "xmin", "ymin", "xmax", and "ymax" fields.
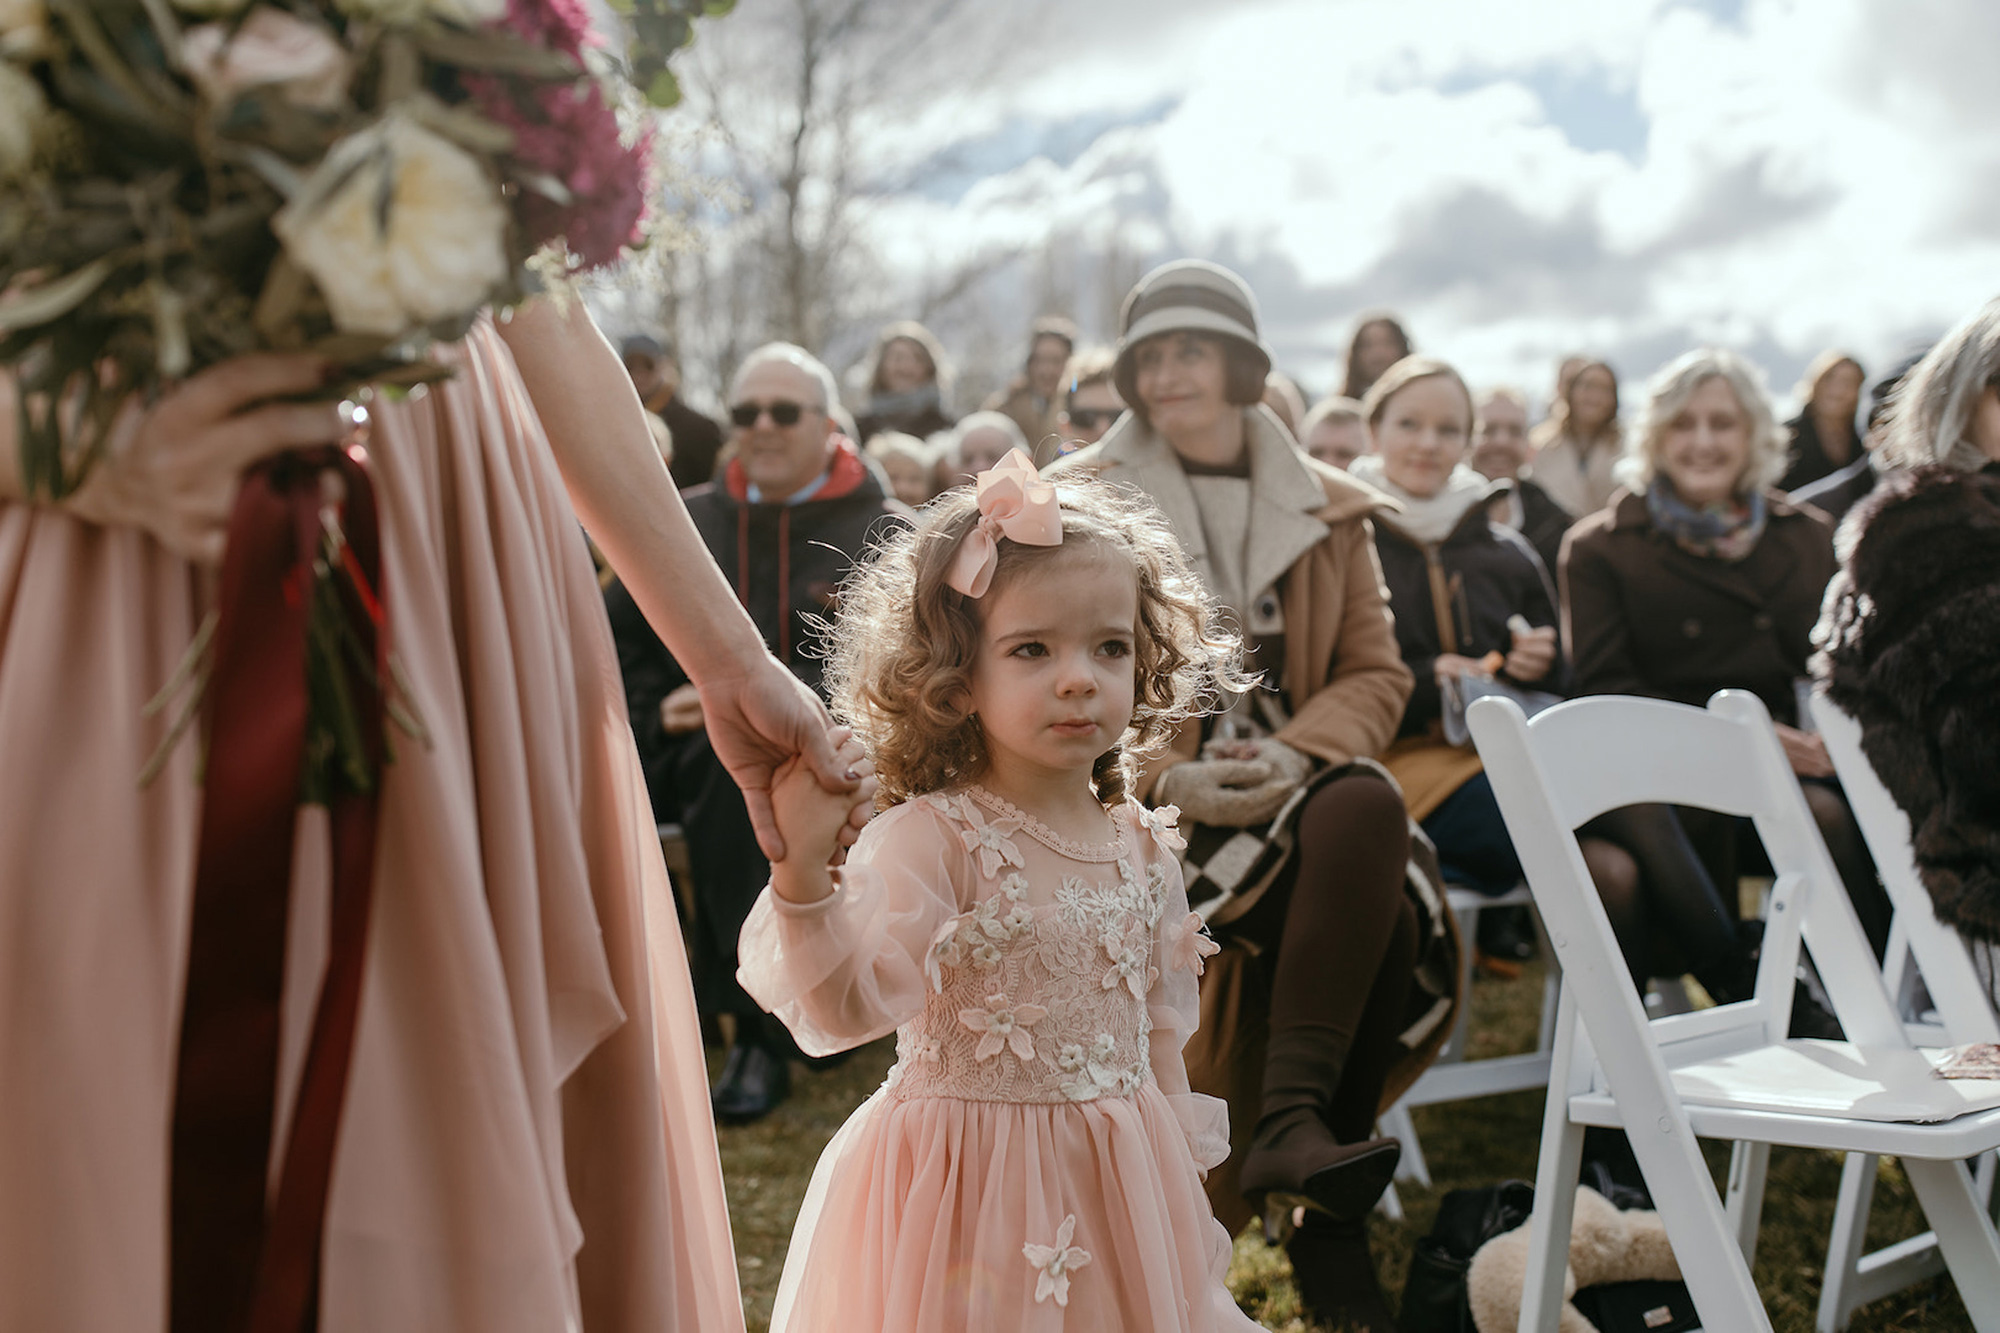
[{"xmin": 712, "ymin": 960, "xmax": 1973, "ymax": 1331}]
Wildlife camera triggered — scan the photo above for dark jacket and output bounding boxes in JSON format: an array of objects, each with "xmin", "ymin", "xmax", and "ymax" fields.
[
  {"xmin": 658, "ymin": 394, "xmax": 724, "ymax": 490},
  {"xmin": 1788, "ymin": 452, "xmax": 1881, "ymax": 524},
  {"xmin": 1779, "ymin": 411, "xmax": 1865, "ymax": 493},
  {"xmin": 1373, "ymin": 496, "xmax": 1562, "ymax": 738},
  {"xmin": 1817, "ymin": 464, "xmax": 2000, "ymax": 941},
  {"xmin": 1561, "ymin": 488, "xmax": 1836, "ymax": 726},
  {"xmin": 604, "ymin": 437, "xmax": 910, "ymax": 812},
  {"xmin": 1510, "ymin": 476, "xmax": 1576, "ymax": 583}
]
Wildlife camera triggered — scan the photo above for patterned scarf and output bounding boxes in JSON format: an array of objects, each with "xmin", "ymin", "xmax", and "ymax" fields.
[{"xmin": 1645, "ymin": 478, "xmax": 1767, "ymax": 562}]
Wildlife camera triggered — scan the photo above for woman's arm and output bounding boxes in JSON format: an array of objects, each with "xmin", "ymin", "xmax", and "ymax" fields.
[{"xmin": 495, "ymin": 298, "xmax": 857, "ymax": 860}]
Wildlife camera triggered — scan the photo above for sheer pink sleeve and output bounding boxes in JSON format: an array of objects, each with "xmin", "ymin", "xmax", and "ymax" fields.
[
  {"xmin": 737, "ymin": 801, "xmax": 967, "ymax": 1058},
  {"xmin": 1135, "ymin": 804, "xmax": 1231, "ymax": 1175}
]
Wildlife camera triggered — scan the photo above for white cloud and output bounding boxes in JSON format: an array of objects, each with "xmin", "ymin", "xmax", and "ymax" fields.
[{"xmin": 844, "ymin": 0, "xmax": 1998, "ymax": 405}]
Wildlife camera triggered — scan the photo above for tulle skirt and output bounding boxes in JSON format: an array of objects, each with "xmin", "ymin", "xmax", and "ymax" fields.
[{"xmin": 773, "ymin": 1080, "xmax": 1258, "ymax": 1332}]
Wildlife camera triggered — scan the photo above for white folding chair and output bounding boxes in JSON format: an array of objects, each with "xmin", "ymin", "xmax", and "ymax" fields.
[
  {"xmin": 1811, "ymin": 694, "xmax": 2000, "ymax": 1331},
  {"xmin": 1469, "ymin": 689, "xmax": 2000, "ymax": 1333}
]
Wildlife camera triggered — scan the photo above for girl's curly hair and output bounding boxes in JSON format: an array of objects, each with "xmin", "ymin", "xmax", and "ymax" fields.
[{"xmin": 820, "ymin": 473, "xmax": 1245, "ymax": 809}]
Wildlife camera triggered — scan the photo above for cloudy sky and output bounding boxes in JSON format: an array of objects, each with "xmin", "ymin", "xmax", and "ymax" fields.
[{"xmin": 822, "ymin": 0, "xmax": 2000, "ymax": 409}]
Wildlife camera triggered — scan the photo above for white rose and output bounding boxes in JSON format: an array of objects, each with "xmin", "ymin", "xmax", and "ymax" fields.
[
  {"xmin": 0, "ymin": 0, "xmax": 52, "ymax": 60},
  {"xmin": 0, "ymin": 61, "xmax": 47, "ymax": 179},
  {"xmin": 183, "ymin": 9, "xmax": 350, "ymax": 112},
  {"xmin": 273, "ymin": 115, "xmax": 509, "ymax": 338}
]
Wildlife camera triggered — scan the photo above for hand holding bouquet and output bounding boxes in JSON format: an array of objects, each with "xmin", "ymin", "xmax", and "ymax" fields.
[{"xmin": 0, "ymin": 0, "xmax": 699, "ymax": 496}]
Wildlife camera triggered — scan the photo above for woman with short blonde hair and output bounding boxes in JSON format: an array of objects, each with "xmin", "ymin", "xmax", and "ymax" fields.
[{"xmin": 1614, "ymin": 347, "xmax": 1788, "ymax": 497}]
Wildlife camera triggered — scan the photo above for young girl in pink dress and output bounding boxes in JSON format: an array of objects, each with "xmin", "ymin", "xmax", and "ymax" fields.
[{"xmin": 740, "ymin": 451, "xmax": 1264, "ymax": 1331}]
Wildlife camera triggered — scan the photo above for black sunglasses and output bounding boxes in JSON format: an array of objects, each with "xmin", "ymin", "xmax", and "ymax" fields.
[
  {"xmin": 730, "ymin": 399, "xmax": 812, "ymax": 428},
  {"xmin": 1064, "ymin": 408, "xmax": 1116, "ymax": 430}
]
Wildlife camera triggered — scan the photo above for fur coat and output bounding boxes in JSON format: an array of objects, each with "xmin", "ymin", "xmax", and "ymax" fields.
[{"xmin": 1816, "ymin": 463, "xmax": 2000, "ymax": 940}]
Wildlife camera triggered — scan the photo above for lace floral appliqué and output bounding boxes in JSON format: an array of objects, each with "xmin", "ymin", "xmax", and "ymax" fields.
[
  {"xmin": 1023, "ymin": 1214, "xmax": 1092, "ymax": 1306},
  {"xmin": 1166, "ymin": 911, "xmax": 1220, "ymax": 976},
  {"xmin": 960, "ymin": 994, "xmax": 1046, "ymax": 1062}
]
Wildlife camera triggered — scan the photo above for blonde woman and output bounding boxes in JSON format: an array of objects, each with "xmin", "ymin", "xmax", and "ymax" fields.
[{"xmin": 1563, "ymin": 348, "xmax": 1890, "ymax": 978}]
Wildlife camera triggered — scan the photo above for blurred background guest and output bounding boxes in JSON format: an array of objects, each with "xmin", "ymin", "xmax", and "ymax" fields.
[
  {"xmin": 1790, "ymin": 351, "xmax": 1924, "ymax": 523},
  {"xmin": 1351, "ymin": 356, "xmax": 1561, "ymax": 968},
  {"xmin": 1818, "ymin": 296, "xmax": 2000, "ymax": 942},
  {"xmin": 854, "ymin": 320, "xmax": 955, "ymax": 443},
  {"xmin": 863, "ymin": 430, "xmax": 935, "ymax": 508},
  {"xmin": 1055, "ymin": 345, "xmax": 1124, "ymax": 451},
  {"xmin": 1339, "ymin": 311, "xmax": 1414, "ymax": 401},
  {"xmin": 981, "ymin": 314, "xmax": 1076, "ymax": 465},
  {"xmin": 1263, "ymin": 368, "xmax": 1308, "ymax": 438},
  {"xmin": 1473, "ymin": 385, "xmax": 1573, "ymax": 576},
  {"xmin": 1563, "ymin": 348, "xmax": 1889, "ymax": 981},
  {"xmin": 622, "ymin": 333, "xmax": 724, "ymax": 489},
  {"xmin": 1529, "ymin": 356, "xmax": 1623, "ymax": 519},
  {"xmin": 1552, "ymin": 352, "xmax": 1588, "ymax": 405},
  {"xmin": 1300, "ymin": 395, "xmax": 1369, "ymax": 471},
  {"xmin": 935, "ymin": 409, "xmax": 1026, "ymax": 489},
  {"xmin": 606, "ymin": 342, "xmax": 909, "ymax": 1126},
  {"xmin": 1779, "ymin": 350, "xmax": 1867, "ymax": 492}
]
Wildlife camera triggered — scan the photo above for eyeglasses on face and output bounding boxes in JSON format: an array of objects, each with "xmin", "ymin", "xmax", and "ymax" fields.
[
  {"xmin": 1064, "ymin": 408, "xmax": 1115, "ymax": 430},
  {"xmin": 730, "ymin": 400, "xmax": 815, "ymax": 428}
]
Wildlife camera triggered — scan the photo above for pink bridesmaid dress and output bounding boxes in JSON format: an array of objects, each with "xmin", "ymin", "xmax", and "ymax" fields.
[
  {"xmin": 738, "ymin": 786, "xmax": 1261, "ymax": 1332},
  {"xmin": 0, "ymin": 318, "xmax": 744, "ymax": 1332}
]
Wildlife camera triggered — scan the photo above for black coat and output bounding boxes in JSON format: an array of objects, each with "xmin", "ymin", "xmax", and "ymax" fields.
[
  {"xmin": 604, "ymin": 440, "xmax": 909, "ymax": 818},
  {"xmin": 1510, "ymin": 477, "xmax": 1575, "ymax": 584},
  {"xmin": 1561, "ymin": 489, "xmax": 1835, "ymax": 726},
  {"xmin": 1779, "ymin": 411, "xmax": 1865, "ymax": 493},
  {"xmin": 1788, "ymin": 452, "xmax": 1880, "ymax": 524},
  {"xmin": 1818, "ymin": 464, "xmax": 2000, "ymax": 941},
  {"xmin": 1374, "ymin": 500, "xmax": 1562, "ymax": 738},
  {"xmin": 659, "ymin": 394, "xmax": 724, "ymax": 490}
]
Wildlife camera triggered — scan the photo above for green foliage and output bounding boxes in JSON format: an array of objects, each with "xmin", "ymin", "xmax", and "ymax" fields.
[{"xmin": 623, "ymin": 0, "xmax": 723, "ymax": 106}]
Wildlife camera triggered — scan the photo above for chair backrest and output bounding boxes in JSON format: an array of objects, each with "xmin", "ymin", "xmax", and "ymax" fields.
[
  {"xmin": 1812, "ymin": 694, "xmax": 2000, "ymax": 1046},
  {"xmin": 1469, "ymin": 690, "xmax": 1909, "ymax": 1073}
]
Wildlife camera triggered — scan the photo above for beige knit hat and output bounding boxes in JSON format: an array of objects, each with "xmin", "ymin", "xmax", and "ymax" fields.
[{"xmin": 1112, "ymin": 259, "xmax": 1274, "ymax": 409}]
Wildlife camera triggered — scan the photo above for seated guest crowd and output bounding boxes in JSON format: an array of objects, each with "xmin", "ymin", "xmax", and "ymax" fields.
[{"xmin": 607, "ymin": 264, "xmax": 1995, "ymax": 1332}]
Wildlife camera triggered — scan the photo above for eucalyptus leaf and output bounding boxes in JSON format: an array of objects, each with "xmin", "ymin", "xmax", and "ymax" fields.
[
  {"xmin": 645, "ymin": 68, "xmax": 681, "ymax": 108},
  {"xmin": 412, "ymin": 27, "xmax": 581, "ymax": 80},
  {"xmin": 148, "ymin": 278, "xmax": 190, "ymax": 379}
]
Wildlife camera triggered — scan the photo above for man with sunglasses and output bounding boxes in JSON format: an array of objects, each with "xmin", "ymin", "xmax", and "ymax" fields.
[
  {"xmin": 604, "ymin": 342, "xmax": 909, "ymax": 1125},
  {"xmin": 1055, "ymin": 346, "xmax": 1127, "ymax": 455}
]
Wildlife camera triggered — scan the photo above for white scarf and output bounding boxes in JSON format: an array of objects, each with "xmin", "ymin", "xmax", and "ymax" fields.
[{"xmin": 1347, "ymin": 456, "xmax": 1492, "ymax": 545}]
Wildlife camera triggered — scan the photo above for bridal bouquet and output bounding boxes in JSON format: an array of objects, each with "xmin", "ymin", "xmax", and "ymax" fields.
[{"xmin": 0, "ymin": 0, "xmax": 715, "ymax": 496}]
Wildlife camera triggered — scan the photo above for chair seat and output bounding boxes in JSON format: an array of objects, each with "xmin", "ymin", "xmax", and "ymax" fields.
[{"xmin": 1569, "ymin": 1040, "xmax": 2000, "ymax": 1159}]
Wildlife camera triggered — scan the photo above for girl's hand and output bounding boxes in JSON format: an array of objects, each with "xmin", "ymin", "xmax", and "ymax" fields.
[
  {"xmin": 698, "ymin": 654, "xmax": 865, "ymax": 862},
  {"xmin": 1503, "ymin": 623, "xmax": 1558, "ymax": 683},
  {"xmin": 1774, "ymin": 723, "xmax": 1835, "ymax": 780},
  {"xmin": 770, "ymin": 728, "xmax": 875, "ymax": 902},
  {"xmin": 64, "ymin": 354, "xmax": 344, "ymax": 565}
]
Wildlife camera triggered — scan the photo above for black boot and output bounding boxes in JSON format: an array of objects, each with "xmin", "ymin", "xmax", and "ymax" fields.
[
  {"xmin": 710, "ymin": 1040, "xmax": 790, "ymax": 1125},
  {"xmin": 1286, "ymin": 1214, "xmax": 1396, "ymax": 1333},
  {"xmin": 1238, "ymin": 1029, "xmax": 1399, "ymax": 1227}
]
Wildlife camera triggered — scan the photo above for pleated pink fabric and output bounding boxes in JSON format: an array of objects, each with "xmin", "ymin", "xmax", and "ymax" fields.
[
  {"xmin": 0, "ymin": 318, "xmax": 743, "ymax": 1333},
  {"xmin": 739, "ymin": 789, "xmax": 1258, "ymax": 1333}
]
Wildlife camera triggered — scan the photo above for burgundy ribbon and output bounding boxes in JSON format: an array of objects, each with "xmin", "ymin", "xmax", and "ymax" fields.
[{"xmin": 170, "ymin": 444, "xmax": 385, "ymax": 1333}]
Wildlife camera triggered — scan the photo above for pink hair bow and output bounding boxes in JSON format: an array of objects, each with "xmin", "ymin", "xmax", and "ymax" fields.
[{"xmin": 946, "ymin": 448, "xmax": 1063, "ymax": 597}]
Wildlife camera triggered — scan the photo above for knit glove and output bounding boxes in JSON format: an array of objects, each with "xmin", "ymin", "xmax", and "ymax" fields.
[{"xmin": 1158, "ymin": 740, "xmax": 1311, "ymax": 829}]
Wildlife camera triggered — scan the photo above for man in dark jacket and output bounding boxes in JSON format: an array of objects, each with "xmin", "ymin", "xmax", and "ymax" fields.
[
  {"xmin": 606, "ymin": 341, "xmax": 909, "ymax": 1123},
  {"xmin": 622, "ymin": 334, "xmax": 726, "ymax": 490},
  {"xmin": 1473, "ymin": 386, "xmax": 1574, "ymax": 577}
]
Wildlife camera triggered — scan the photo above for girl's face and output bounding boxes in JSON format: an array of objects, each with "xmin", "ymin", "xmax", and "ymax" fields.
[
  {"xmin": 1133, "ymin": 332, "xmax": 1231, "ymax": 447},
  {"xmin": 880, "ymin": 339, "xmax": 933, "ymax": 395},
  {"xmin": 1354, "ymin": 321, "xmax": 1405, "ymax": 384},
  {"xmin": 965, "ymin": 544, "xmax": 1138, "ymax": 791},
  {"xmin": 1658, "ymin": 375, "xmax": 1753, "ymax": 508},
  {"xmin": 1569, "ymin": 365, "xmax": 1617, "ymax": 435},
  {"xmin": 1375, "ymin": 375, "xmax": 1472, "ymax": 499}
]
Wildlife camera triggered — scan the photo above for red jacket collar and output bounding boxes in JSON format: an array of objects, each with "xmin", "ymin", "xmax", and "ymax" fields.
[{"xmin": 723, "ymin": 434, "xmax": 868, "ymax": 504}]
